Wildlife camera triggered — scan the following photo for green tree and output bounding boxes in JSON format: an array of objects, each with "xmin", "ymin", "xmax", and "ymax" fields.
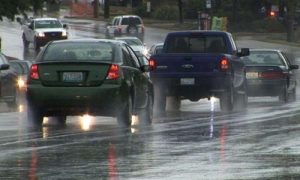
[{"xmin": 0, "ymin": 0, "xmax": 45, "ymax": 20}]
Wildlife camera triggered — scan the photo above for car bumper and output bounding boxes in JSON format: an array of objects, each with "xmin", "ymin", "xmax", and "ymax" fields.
[
  {"xmin": 26, "ymin": 84, "xmax": 126, "ymax": 116},
  {"xmin": 246, "ymin": 79, "xmax": 286, "ymax": 97},
  {"xmin": 152, "ymin": 76, "xmax": 232, "ymax": 99},
  {"xmin": 36, "ymin": 36, "xmax": 68, "ymax": 46}
]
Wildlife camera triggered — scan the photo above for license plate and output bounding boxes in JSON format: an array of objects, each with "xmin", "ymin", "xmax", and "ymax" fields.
[
  {"xmin": 246, "ymin": 72, "xmax": 258, "ymax": 79},
  {"xmin": 62, "ymin": 72, "xmax": 83, "ymax": 82},
  {"xmin": 180, "ymin": 78, "xmax": 195, "ymax": 85}
]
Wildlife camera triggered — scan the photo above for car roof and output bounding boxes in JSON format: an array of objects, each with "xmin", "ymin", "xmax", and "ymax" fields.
[
  {"xmin": 249, "ymin": 49, "xmax": 282, "ymax": 52},
  {"xmin": 33, "ymin": 17, "xmax": 59, "ymax": 21},
  {"xmin": 114, "ymin": 36, "xmax": 140, "ymax": 40},
  {"xmin": 167, "ymin": 30, "xmax": 232, "ymax": 36},
  {"xmin": 115, "ymin": 15, "xmax": 141, "ymax": 18},
  {"xmin": 50, "ymin": 38, "xmax": 126, "ymax": 45}
]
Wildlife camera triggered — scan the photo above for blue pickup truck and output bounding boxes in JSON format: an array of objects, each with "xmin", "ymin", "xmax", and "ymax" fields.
[{"xmin": 149, "ymin": 31, "xmax": 250, "ymax": 112}]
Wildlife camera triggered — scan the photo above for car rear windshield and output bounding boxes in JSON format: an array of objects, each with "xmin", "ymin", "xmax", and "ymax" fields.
[
  {"xmin": 42, "ymin": 42, "xmax": 120, "ymax": 62},
  {"xmin": 242, "ymin": 51, "xmax": 285, "ymax": 66},
  {"xmin": 165, "ymin": 35, "xmax": 227, "ymax": 54},
  {"xmin": 121, "ymin": 17, "xmax": 142, "ymax": 25},
  {"xmin": 35, "ymin": 20, "xmax": 62, "ymax": 29}
]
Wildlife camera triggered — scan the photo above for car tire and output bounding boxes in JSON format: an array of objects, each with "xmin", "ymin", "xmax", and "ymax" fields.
[
  {"xmin": 33, "ymin": 38, "xmax": 40, "ymax": 51},
  {"xmin": 138, "ymin": 95, "xmax": 153, "ymax": 126},
  {"xmin": 27, "ymin": 103, "xmax": 43, "ymax": 127},
  {"xmin": 279, "ymin": 85, "xmax": 288, "ymax": 103},
  {"xmin": 220, "ymin": 86, "xmax": 234, "ymax": 112},
  {"xmin": 127, "ymin": 25, "xmax": 138, "ymax": 35},
  {"xmin": 49, "ymin": 116, "xmax": 67, "ymax": 126},
  {"xmin": 154, "ymin": 85, "xmax": 166, "ymax": 113},
  {"xmin": 22, "ymin": 33, "xmax": 29, "ymax": 48},
  {"xmin": 117, "ymin": 95, "xmax": 133, "ymax": 128},
  {"xmin": 167, "ymin": 96, "xmax": 181, "ymax": 111}
]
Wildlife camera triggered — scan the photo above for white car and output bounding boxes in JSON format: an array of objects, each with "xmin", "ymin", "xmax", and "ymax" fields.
[
  {"xmin": 106, "ymin": 15, "xmax": 145, "ymax": 41},
  {"xmin": 22, "ymin": 17, "xmax": 68, "ymax": 51},
  {"xmin": 114, "ymin": 36, "xmax": 148, "ymax": 55}
]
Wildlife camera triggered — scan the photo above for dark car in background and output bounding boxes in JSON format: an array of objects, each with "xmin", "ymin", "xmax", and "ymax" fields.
[
  {"xmin": 26, "ymin": 39, "xmax": 154, "ymax": 127},
  {"xmin": 0, "ymin": 53, "xmax": 18, "ymax": 109},
  {"xmin": 242, "ymin": 49, "xmax": 298, "ymax": 102}
]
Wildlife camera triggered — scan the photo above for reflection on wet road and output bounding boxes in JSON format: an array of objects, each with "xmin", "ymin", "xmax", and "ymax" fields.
[{"xmin": 0, "ymin": 96, "xmax": 300, "ymax": 179}]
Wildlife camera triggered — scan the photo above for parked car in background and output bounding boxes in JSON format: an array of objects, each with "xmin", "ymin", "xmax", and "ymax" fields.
[
  {"xmin": 26, "ymin": 39, "xmax": 154, "ymax": 127},
  {"xmin": 114, "ymin": 36, "xmax": 148, "ymax": 55},
  {"xmin": 0, "ymin": 53, "xmax": 18, "ymax": 109},
  {"xmin": 21, "ymin": 17, "xmax": 68, "ymax": 51},
  {"xmin": 242, "ymin": 49, "xmax": 298, "ymax": 102},
  {"xmin": 148, "ymin": 43, "xmax": 164, "ymax": 56},
  {"xmin": 105, "ymin": 15, "xmax": 145, "ymax": 41}
]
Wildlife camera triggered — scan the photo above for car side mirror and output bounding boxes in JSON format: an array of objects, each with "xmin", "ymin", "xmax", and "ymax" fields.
[
  {"xmin": 238, "ymin": 48, "xmax": 250, "ymax": 57},
  {"xmin": 28, "ymin": 24, "xmax": 33, "ymax": 30},
  {"xmin": 63, "ymin": 24, "xmax": 68, "ymax": 29},
  {"xmin": 0, "ymin": 64, "xmax": 10, "ymax": 70},
  {"xmin": 290, "ymin": 64, "xmax": 299, "ymax": 70}
]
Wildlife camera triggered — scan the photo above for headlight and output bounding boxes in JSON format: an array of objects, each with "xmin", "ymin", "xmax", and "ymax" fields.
[
  {"xmin": 62, "ymin": 31, "xmax": 67, "ymax": 37},
  {"xmin": 37, "ymin": 32, "xmax": 45, "ymax": 37}
]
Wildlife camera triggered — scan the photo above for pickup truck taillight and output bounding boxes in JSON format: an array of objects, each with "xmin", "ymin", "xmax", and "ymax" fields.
[
  {"xmin": 30, "ymin": 64, "xmax": 39, "ymax": 80},
  {"xmin": 220, "ymin": 57, "xmax": 229, "ymax": 71},
  {"xmin": 106, "ymin": 64, "xmax": 120, "ymax": 80},
  {"xmin": 148, "ymin": 58, "xmax": 157, "ymax": 70}
]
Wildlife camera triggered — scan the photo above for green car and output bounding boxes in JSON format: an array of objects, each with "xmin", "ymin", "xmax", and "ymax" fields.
[{"xmin": 26, "ymin": 39, "xmax": 154, "ymax": 127}]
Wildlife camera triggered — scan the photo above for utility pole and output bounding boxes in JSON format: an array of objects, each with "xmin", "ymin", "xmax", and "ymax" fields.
[
  {"xmin": 178, "ymin": 0, "xmax": 183, "ymax": 24},
  {"xmin": 93, "ymin": 0, "xmax": 99, "ymax": 18},
  {"xmin": 104, "ymin": 0, "xmax": 110, "ymax": 19}
]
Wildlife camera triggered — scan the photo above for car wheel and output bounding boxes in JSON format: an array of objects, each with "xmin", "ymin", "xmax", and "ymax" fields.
[
  {"xmin": 22, "ymin": 33, "xmax": 29, "ymax": 48},
  {"xmin": 27, "ymin": 103, "xmax": 43, "ymax": 127},
  {"xmin": 49, "ymin": 116, "xmax": 67, "ymax": 126},
  {"xmin": 233, "ymin": 83, "xmax": 248, "ymax": 111},
  {"xmin": 220, "ymin": 86, "xmax": 234, "ymax": 112},
  {"xmin": 6, "ymin": 88, "xmax": 18, "ymax": 110},
  {"xmin": 138, "ymin": 95, "xmax": 153, "ymax": 126},
  {"xmin": 167, "ymin": 96, "xmax": 181, "ymax": 111},
  {"xmin": 154, "ymin": 85, "xmax": 166, "ymax": 113},
  {"xmin": 289, "ymin": 88, "xmax": 296, "ymax": 102},
  {"xmin": 117, "ymin": 95, "xmax": 133, "ymax": 128},
  {"xmin": 33, "ymin": 38, "xmax": 40, "ymax": 51},
  {"xmin": 279, "ymin": 85, "xmax": 288, "ymax": 103},
  {"xmin": 127, "ymin": 25, "xmax": 138, "ymax": 35}
]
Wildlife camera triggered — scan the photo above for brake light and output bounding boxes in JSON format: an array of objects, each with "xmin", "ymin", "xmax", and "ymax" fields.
[
  {"xmin": 106, "ymin": 64, "xmax": 120, "ymax": 80},
  {"xmin": 141, "ymin": 25, "xmax": 145, "ymax": 33},
  {"xmin": 148, "ymin": 58, "xmax": 157, "ymax": 70},
  {"xmin": 30, "ymin": 64, "xmax": 39, "ymax": 80},
  {"xmin": 117, "ymin": 26, "xmax": 122, "ymax": 33},
  {"xmin": 220, "ymin": 57, "xmax": 229, "ymax": 71},
  {"xmin": 259, "ymin": 72, "xmax": 285, "ymax": 79}
]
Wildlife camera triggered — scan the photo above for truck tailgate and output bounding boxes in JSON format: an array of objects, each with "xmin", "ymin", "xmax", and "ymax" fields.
[{"xmin": 150, "ymin": 53, "xmax": 227, "ymax": 78}]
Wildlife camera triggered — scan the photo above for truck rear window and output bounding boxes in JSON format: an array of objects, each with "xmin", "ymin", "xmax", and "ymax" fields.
[{"xmin": 165, "ymin": 35, "xmax": 227, "ymax": 54}]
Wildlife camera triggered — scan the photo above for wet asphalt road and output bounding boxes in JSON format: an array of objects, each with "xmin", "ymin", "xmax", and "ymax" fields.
[{"xmin": 0, "ymin": 17, "xmax": 300, "ymax": 179}]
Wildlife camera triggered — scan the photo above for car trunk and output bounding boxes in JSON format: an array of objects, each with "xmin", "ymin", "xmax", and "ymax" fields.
[{"xmin": 36, "ymin": 61, "xmax": 111, "ymax": 87}]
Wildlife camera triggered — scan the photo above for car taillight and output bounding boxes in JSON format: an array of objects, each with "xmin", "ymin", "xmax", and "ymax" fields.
[
  {"xmin": 259, "ymin": 72, "xmax": 285, "ymax": 79},
  {"xmin": 117, "ymin": 26, "xmax": 122, "ymax": 33},
  {"xmin": 106, "ymin": 64, "xmax": 120, "ymax": 80},
  {"xmin": 30, "ymin": 64, "xmax": 39, "ymax": 80},
  {"xmin": 148, "ymin": 58, "xmax": 157, "ymax": 70},
  {"xmin": 141, "ymin": 26, "xmax": 145, "ymax": 33},
  {"xmin": 220, "ymin": 57, "xmax": 229, "ymax": 71}
]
